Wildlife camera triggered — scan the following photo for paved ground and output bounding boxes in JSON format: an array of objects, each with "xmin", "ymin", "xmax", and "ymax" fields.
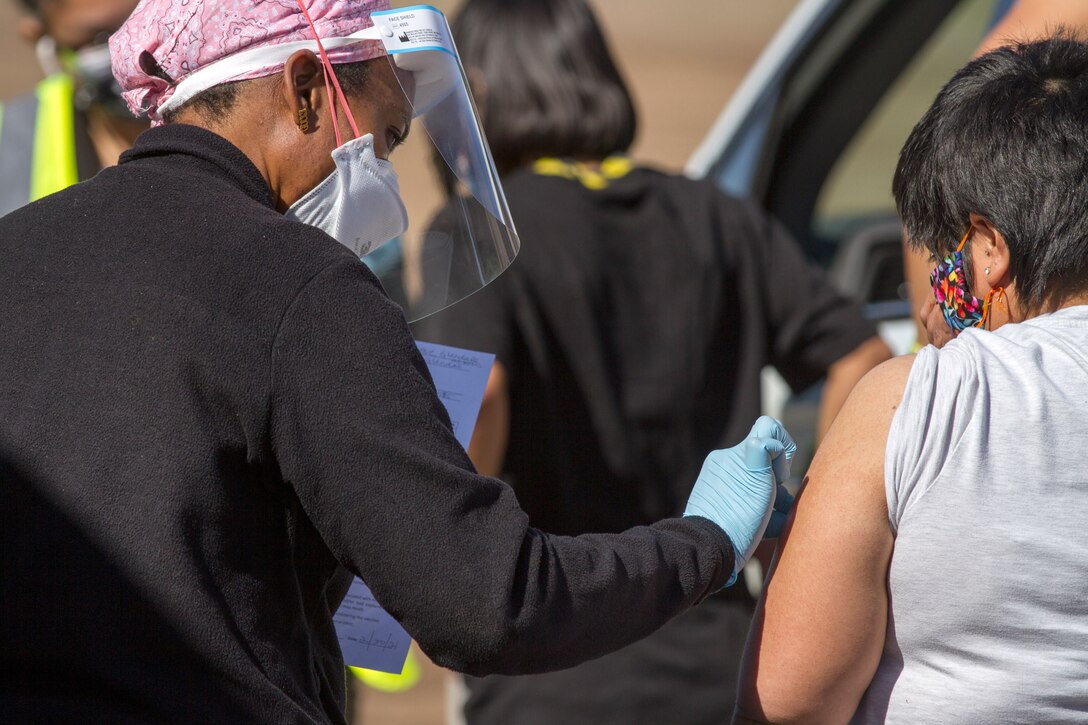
[{"xmin": 0, "ymin": 1, "xmax": 798, "ymax": 722}]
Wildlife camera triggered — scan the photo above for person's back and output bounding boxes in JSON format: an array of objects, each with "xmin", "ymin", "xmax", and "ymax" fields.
[
  {"xmin": 428, "ymin": 162, "xmax": 880, "ymax": 725},
  {"xmin": 437, "ymin": 164, "xmax": 863, "ymax": 534},
  {"xmin": 855, "ymin": 309, "xmax": 1088, "ymax": 722},
  {"xmin": 424, "ymin": 1, "xmax": 889, "ymax": 722},
  {"xmin": 0, "ymin": 124, "xmax": 360, "ymax": 722}
]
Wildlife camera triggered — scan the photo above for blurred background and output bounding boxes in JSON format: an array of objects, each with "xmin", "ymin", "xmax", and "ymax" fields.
[
  {"xmin": 0, "ymin": 0, "xmax": 799, "ymax": 275},
  {"xmin": 0, "ymin": 1, "xmax": 797, "ymax": 722}
]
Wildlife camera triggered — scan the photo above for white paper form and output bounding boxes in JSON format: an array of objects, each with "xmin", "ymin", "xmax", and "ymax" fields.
[
  {"xmin": 334, "ymin": 341, "xmax": 496, "ymax": 674},
  {"xmin": 416, "ymin": 341, "xmax": 496, "ymax": 449}
]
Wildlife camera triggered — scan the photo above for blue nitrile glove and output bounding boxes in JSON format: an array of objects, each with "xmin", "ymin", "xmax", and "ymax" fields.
[{"xmin": 684, "ymin": 416, "xmax": 797, "ymax": 587}]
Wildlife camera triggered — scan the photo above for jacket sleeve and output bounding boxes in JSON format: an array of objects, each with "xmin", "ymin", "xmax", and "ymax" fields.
[
  {"xmin": 732, "ymin": 198, "xmax": 879, "ymax": 391},
  {"xmin": 268, "ymin": 258, "xmax": 734, "ymax": 676}
]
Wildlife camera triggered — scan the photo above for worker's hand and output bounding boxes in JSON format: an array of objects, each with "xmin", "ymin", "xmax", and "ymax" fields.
[
  {"xmin": 684, "ymin": 416, "xmax": 796, "ymax": 587},
  {"xmin": 919, "ymin": 295, "xmax": 954, "ymax": 349}
]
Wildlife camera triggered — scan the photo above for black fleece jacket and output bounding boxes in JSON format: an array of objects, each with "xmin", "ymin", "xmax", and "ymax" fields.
[{"xmin": 0, "ymin": 125, "xmax": 733, "ymax": 724}]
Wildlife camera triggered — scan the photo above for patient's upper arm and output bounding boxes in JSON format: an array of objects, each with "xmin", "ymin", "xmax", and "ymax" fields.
[{"xmin": 735, "ymin": 355, "xmax": 913, "ymax": 724}]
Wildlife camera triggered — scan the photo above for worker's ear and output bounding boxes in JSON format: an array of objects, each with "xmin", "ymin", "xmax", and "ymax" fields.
[
  {"xmin": 18, "ymin": 14, "xmax": 45, "ymax": 43},
  {"xmin": 281, "ymin": 50, "xmax": 326, "ymax": 134}
]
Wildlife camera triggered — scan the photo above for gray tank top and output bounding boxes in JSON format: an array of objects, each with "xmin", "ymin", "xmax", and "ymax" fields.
[{"xmin": 853, "ymin": 306, "xmax": 1088, "ymax": 724}]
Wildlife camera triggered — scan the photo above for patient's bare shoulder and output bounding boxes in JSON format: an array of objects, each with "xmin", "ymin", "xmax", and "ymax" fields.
[
  {"xmin": 807, "ymin": 352, "xmax": 914, "ymax": 485},
  {"xmin": 734, "ymin": 353, "xmax": 914, "ymax": 724},
  {"xmin": 841, "ymin": 353, "xmax": 915, "ymax": 430}
]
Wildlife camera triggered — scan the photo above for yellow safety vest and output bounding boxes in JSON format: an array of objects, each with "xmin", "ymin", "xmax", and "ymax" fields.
[
  {"xmin": 348, "ymin": 653, "xmax": 422, "ymax": 694},
  {"xmin": 0, "ymin": 74, "xmax": 80, "ymax": 216}
]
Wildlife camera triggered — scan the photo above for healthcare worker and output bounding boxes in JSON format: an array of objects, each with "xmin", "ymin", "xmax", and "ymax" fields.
[
  {"xmin": 0, "ymin": 2, "xmax": 794, "ymax": 723},
  {"xmin": 1, "ymin": 0, "xmax": 145, "ymax": 216}
]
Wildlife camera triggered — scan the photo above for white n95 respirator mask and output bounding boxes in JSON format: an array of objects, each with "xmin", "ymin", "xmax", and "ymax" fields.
[{"xmin": 285, "ymin": 132, "xmax": 409, "ymax": 258}]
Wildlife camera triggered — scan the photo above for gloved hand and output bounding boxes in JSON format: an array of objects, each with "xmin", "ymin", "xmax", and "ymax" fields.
[{"xmin": 683, "ymin": 416, "xmax": 797, "ymax": 586}]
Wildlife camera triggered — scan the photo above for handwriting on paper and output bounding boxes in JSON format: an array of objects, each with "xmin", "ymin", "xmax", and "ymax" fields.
[
  {"xmin": 415, "ymin": 341, "xmax": 495, "ymax": 449},
  {"xmin": 334, "ymin": 578, "xmax": 412, "ymax": 675}
]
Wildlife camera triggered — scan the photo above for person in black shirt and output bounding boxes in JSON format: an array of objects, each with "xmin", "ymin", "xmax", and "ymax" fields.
[
  {"xmin": 0, "ymin": 2, "xmax": 798, "ymax": 723},
  {"xmin": 419, "ymin": 1, "xmax": 893, "ymax": 723}
]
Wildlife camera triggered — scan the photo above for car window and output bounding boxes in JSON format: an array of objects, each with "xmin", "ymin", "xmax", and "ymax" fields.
[{"xmin": 813, "ymin": 0, "xmax": 997, "ymax": 231}]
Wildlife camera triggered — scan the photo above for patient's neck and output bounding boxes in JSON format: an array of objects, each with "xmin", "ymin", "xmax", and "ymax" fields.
[{"xmin": 1026, "ymin": 285, "xmax": 1088, "ymax": 319}]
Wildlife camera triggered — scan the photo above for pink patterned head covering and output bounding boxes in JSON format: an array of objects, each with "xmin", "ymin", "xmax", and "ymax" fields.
[{"xmin": 110, "ymin": 0, "xmax": 391, "ymax": 124}]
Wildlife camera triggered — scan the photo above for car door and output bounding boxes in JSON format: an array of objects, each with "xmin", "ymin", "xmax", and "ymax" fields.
[
  {"xmin": 687, "ymin": 0, "xmax": 1006, "ymax": 502},
  {"xmin": 693, "ymin": 0, "xmax": 1008, "ymax": 325}
]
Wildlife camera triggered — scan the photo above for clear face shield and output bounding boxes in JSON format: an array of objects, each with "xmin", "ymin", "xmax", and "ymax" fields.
[
  {"xmin": 364, "ymin": 6, "xmax": 519, "ymax": 321},
  {"xmin": 157, "ymin": 4, "xmax": 519, "ymax": 322}
]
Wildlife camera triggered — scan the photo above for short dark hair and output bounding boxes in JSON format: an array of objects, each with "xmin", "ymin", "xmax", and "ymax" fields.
[
  {"xmin": 451, "ymin": 0, "xmax": 637, "ymax": 174},
  {"xmin": 894, "ymin": 34, "xmax": 1088, "ymax": 304},
  {"xmin": 161, "ymin": 60, "xmax": 374, "ymax": 126}
]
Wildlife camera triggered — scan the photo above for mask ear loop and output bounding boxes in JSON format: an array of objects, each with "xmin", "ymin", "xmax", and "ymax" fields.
[
  {"xmin": 955, "ymin": 227, "xmax": 972, "ymax": 252},
  {"xmin": 978, "ymin": 286, "xmax": 1008, "ymax": 330},
  {"xmin": 295, "ymin": 0, "xmax": 362, "ymax": 147},
  {"xmin": 957, "ymin": 226, "xmax": 1008, "ymax": 330}
]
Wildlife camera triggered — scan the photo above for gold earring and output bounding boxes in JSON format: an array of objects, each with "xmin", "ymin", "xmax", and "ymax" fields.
[{"xmin": 297, "ymin": 108, "xmax": 310, "ymax": 133}]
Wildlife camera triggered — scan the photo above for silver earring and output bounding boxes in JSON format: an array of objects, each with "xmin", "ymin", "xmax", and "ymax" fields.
[{"xmin": 984, "ymin": 267, "xmax": 990, "ymax": 275}]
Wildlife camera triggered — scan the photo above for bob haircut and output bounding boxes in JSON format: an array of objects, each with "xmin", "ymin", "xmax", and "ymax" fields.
[
  {"xmin": 451, "ymin": 0, "xmax": 637, "ymax": 175},
  {"xmin": 894, "ymin": 34, "xmax": 1088, "ymax": 305}
]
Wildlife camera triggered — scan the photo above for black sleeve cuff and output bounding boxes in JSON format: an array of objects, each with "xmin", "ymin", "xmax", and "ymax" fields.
[{"xmin": 657, "ymin": 515, "xmax": 737, "ymax": 601}]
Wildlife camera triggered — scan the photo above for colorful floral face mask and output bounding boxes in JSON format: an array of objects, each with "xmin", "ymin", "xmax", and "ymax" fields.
[{"xmin": 930, "ymin": 228, "xmax": 1005, "ymax": 336}]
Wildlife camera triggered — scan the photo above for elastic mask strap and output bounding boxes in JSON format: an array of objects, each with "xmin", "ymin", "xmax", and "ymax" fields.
[
  {"xmin": 295, "ymin": 0, "xmax": 361, "ymax": 146},
  {"xmin": 320, "ymin": 55, "xmax": 343, "ymax": 148},
  {"xmin": 956, "ymin": 228, "xmax": 972, "ymax": 252},
  {"xmin": 978, "ymin": 286, "xmax": 1007, "ymax": 329},
  {"xmin": 956, "ymin": 225, "xmax": 1008, "ymax": 330}
]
